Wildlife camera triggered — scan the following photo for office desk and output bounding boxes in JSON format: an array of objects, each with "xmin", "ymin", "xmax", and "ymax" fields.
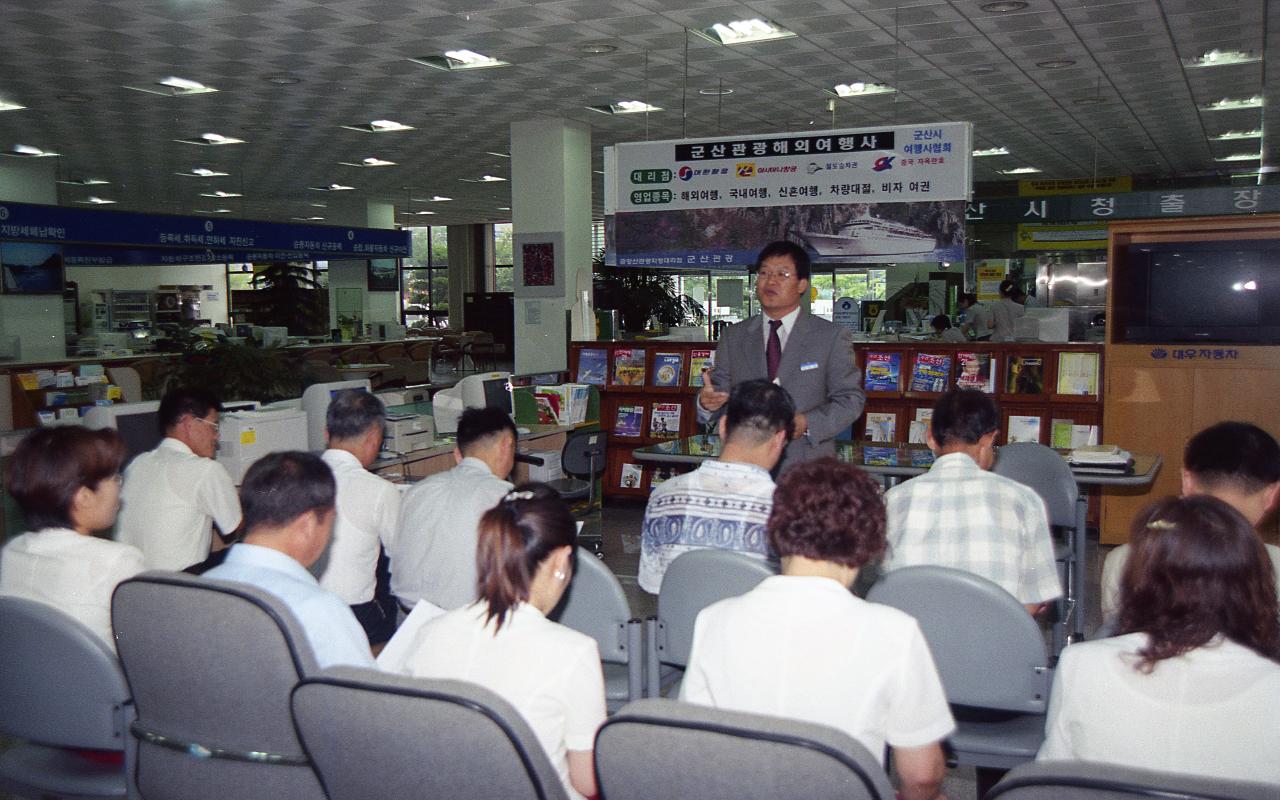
[{"xmin": 372, "ymin": 424, "xmax": 571, "ymax": 483}]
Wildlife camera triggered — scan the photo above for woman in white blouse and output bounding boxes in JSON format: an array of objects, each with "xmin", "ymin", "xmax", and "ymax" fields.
[
  {"xmin": 384, "ymin": 484, "xmax": 605, "ymax": 799},
  {"xmin": 989, "ymin": 279, "xmax": 1026, "ymax": 342},
  {"xmin": 0, "ymin": 426, "xmax": 144, "ymax": 650},
  {"xmin": 1039, "ymin": 495, "xmax": 1280, "ymax": 782}
]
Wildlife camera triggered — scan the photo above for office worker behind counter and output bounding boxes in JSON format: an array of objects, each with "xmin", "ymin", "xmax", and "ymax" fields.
[{"xmin": 697, "ymin": 240, "xmax": 864, "ymax": 468}]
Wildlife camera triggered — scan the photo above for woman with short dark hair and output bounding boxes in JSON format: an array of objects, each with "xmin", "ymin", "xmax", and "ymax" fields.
[
  {"xmin": 1039, "ymin": 495, "xmax": 1280, "ymax": 780},
  {"xmin": 0, "ymin": 426, "xmax": 144, "ymax": 650},
  {"xmin": 382, "ymin": 483, "xmax": 604, "ymax": 799},
  {"xmin": 681, "ymin": 458, "xmax": 954, "ymax": 800}
]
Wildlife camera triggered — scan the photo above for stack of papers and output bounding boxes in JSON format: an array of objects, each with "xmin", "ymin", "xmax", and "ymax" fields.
[{"xmin": 1066, "ymin": 445, "xmax": 1133, "ymax": 472}]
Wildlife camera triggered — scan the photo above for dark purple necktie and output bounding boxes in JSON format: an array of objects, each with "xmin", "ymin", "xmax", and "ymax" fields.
[{"xmin": 766, "ymin": 319, "xmax": 783, "ymax": 381}]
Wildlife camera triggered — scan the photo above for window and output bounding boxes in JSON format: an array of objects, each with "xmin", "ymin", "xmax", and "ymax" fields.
[
  {"xmin": 491, "ymin": 222, "xmax": 513, "ymax": 292},
  {"xmin": 402, "ymin": 227, "xmax": 449, "ymax": 329},
  {"xmin": 810, "ymin": 269, "xmax": 886, "ymax": 321}
]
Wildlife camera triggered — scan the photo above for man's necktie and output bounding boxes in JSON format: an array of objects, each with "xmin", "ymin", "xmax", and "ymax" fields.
[{"xmin": 766, "ymin": 319, "xmax": 783, "ymax": 381}]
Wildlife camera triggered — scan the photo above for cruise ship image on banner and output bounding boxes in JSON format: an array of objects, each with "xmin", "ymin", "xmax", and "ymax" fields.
[{"xmin": 795, "ymin": 214, "xmax": 936, "ymax": 259}]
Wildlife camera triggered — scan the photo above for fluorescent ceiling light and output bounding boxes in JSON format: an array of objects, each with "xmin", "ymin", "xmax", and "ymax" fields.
[
  {"xmin": 580, "ymin": 43, "xmax": 617, "ymax": 55},
  {"xmin": 194, "ymin": 208, "xmax": 233, "ymax": 214},
  {"xmin": 57, "ymin": 177, "xmax": 110, "ymax": 186},
  {"xmin": 1211, "ymin": 129, "xmax": 1263, "ymax": 140},
  {"xmin": 460, "ymin": 175, "xmax": 508, "ymax": 183},
  {"xmin": 1000, "ymin": 166, "xmax": 1041, "ymax": 174},
  {"xmin": 4, "ymin": 144, "xmax": 59, "ymax": 158},
  {"xmin": 340, "ymin": 119, "xmax": 414, "ymax": 133},
  {"xmin": 1035, "ymin": 59, "xmax": 1076, "ymax": 69},
  {"xmin": 401, "ymin": 210, "xmax": 436, "ymax": 216},
  {"xmin": 411, "ymin": 195, "xmax": 453, "ymax": 202},
  {"xmin": 0, "ymin": 99, "xmax": 24, "ymax": 112},
  {"xmin": 831, "ymin": 82, "xmax": 896, "ymax": 98},
  {"xmin": 125, "ymin": 76, "xmax": 217, "ymax": 96},
  {"xmin": 199, "ymin": 190, "xmax": 242, "ymax": 198},
  {"xmin": 1215, "ymin": 152, "xmax": 1262, "ymax": 162},
  {"xmin": 497, "ymin": 206, "xmax": 511, "ymax": 211},
  {"xmin": 486, "ymin": 151, "xmax": 510, "ymax": 158},
  {"xmin": 698, "ymin": 87, "xmax": 734, "ymax": 96},
  {"xmin": 1201, "ymin": 96, "xmax": 1263, "ymax": 111},
  {"xmin": 308, "ymin": 183, "xmax": 355, "ymax": 191},
  {"xmin": 410, "ymin": 50, "xmax": 510, "ymax": 71},
  {"xmin": 339, "ymin": 156, "xmax": 396, "ymax": 167},
  {"xmin": 972, "ymin": 146, "xmax": 1009, "ymax": 157},
  {"xmin": 693, "ymin": 18, "xmax": 795, "ymax": 46},
  {"xmin": 76, "ymin": 196, "xmax": 115, "ymax": 205},
  {"xmin": 1184, "ymin": 49, "xmax": 1260, "ymax": 68},
  {"xmin": 980, "ymin": 1, "xmax": 1028, "ymax": 11},
  {"xmin": 292, "ymin": 216, "xmax": 325, "ymax": 221},
  {"xmin": 308, "ymin": 202, "xmax": 328, "ymax": 208},
  {"xmin": 176, "ymin": 167, "xmax": 229, "ymax": 178},
  {"xmin": 586, "ymin": 100, "xmax": 662, "ymax": 115},
  {"xmin": 175, "ymin": 132, "xmax": 245, "ymax": 146}
]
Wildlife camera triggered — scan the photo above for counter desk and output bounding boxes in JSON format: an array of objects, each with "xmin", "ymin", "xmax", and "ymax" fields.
[{"xmin": 372, "ymin": 424, "xmax": 573, "ymax": 483}]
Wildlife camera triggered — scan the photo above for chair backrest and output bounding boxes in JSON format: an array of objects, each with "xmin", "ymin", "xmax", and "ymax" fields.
[
  {"xmin": 291, "ymin": 667, "xmax": 568, "ymax": 800},
  {"xmin": 0, "ymin": 597, "xmax": 131, "ymax": 750},
  {"xmin": 992, "ymin": 442, "xmax": 1079, "ymax": 528},
  {"xmin": 657, "ymin": 549, "xmax": 777, "ymax": 667},
  {"xmin": 111, "ymin": 571, "xmax": 325, "ymax": 800},
  {"xmin": 106, "ymin": 366, "xmax": 143, "ymax": 403},
  {"xmin": 560, "ymin": 429, "xmax": 606, "ymax": 479},
  {"xmin": 596, "ymin": 699, "xmax": 895, "ymax": 800},
  {"xmin": 988, "ymin": 760, "xmax": 1280, "ymax": 800},
  {"xmin": 866, "ymin": 566, "xmax": 1050, "ymax": 713},
  {"xmin": 548, "ymin": 546, "xmax": 632, "ymax": 663}
]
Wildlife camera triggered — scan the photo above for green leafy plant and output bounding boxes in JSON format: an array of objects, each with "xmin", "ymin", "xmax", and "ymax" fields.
[
  {"xmin": 249, "ymin": 261, "xmax": 328, "ymax": 335},
  {"xmin": 159, "ymin": 341, "xmax": 303, "ymax": 403},
  {"xmin": 592, "ymin": 253, "xmax": 706, "ymax": 332}
]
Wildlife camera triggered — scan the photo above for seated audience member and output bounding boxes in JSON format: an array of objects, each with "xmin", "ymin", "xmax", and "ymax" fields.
[
  {"xmin": 883, "ymin": 389, "xmax": 1060, "ymax": 614},
  {"xmin": 1039, "ymin": 495, "xmax": 1280, "ymax": 781},
  {"xmin": 681, "ymin": 459, "xmax": 953, "ymax": 800},
  {"xmin": 390, "ymin": 407, "xmax": 515, "ymax": 614},
  {"xmin": 639, "ymin": 379, "xmax": 794, "ymax": 593},
  {"xmin": 382, "ymin": 484, "xmax": 605, "ymax": 800},
  {"xmin": 117, "ymin": 386, "xmax": 241, "ymax": 570},
  {"xmin": 204, "ymin": 451, "xmax": 375, "ymax": 669},
  {"xmin": 0, "ymin": 427, "xmax": 144, "ymax": 650},
  {"xmin": 958, "ymin": 293, "xmax": 991, "ymax": 341},
  {"xmin": 1101, "ymin": 421, "xmax": 1280, "ymax": 621},
  {"xmin": 318, "ymin": 389, "xmax": 401, "ymax": 645},
  {"xmin": 931, "ymin": 313, "xmax": 966, "ymax": 343}
]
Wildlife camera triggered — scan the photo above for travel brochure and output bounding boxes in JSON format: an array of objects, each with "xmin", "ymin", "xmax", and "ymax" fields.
[
  {"xmin": 1056, "ymin": 352, "xmax": 1100, "ymax": 396},
  {"xmin": 688, "ymin": 349, "xmax": 714, "ymax": 387},
  {"xmin": 864, "ymin": 352, "xmax": 901, "ymax": 392},
  {"xmin": 909, "ymin": 353, "xmax": 951, "ymax": 393},
  {"xmin": 908, "ymin": 408, "xmax": 933, "ymax": 444},
  {"xmin": 862, "ymin": 446, "xmax": 898, "ymax": 466},
  {"xmin": 865, "ymin": 412, "xmax": 897, "ymax": 443},
  {"xmin": 575, "ymin": 348, "xmax": 608, "ymax": 386},
  {"xmin": 649, "ymin": 402, "xmax": 683, "ymax": 439},
  {"xmin": 1007, "ymin": 415, "xmax": 1042, "ymax": 444},
  {"xmin": 956, "ymin": 351, "xmax": 996, "ymax": 393},
  {"xmin": 619, "ymin": 463, "xmax": 644, "ymax": 490},
  {"xmin": 1051, "ymin": 419, "xmax": 1100, "ymax": 449},
  {"xmin": 652, "ymin": 352, "xmax": 684, "ymax": 387},
  {"xmin": 1006, "ymin": 355, "xmax": 1044, "ymax": 394},
  {"xmin": 614, "ymin": 404, "xmax": 644, "ymax": 437},
  {"xmin": 612, "ymin": 348, "xmax": 646, "ymax": 386}
]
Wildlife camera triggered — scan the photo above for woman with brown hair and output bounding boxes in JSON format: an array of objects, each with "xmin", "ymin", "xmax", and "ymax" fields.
[
  {"xmin": 0, "ymin": 426, "xmax": 144, "ymax": 650},
  {"xmin": 1039, "ymin": 495, "xmax": 1280, "ymax": 780},
  {"xmin": 384, "ymin": 483, "xmax": 605, "ymax": 799}
]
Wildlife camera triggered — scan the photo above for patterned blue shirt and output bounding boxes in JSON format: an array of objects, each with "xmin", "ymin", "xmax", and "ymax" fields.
[{"xmin": 639, "ymin": 460, "xmax": 774, "ymax": 593}]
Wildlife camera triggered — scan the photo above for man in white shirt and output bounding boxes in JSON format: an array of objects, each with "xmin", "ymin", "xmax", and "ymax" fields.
[
  {"xmin": 639, "ymin": 379, "xmax": 793, "ymax": 593},
  {"xmin": 390, "ymin": 407, "xmax": 515, "ymax": 614},
  {"xmin": 1101, "ymin": 420, "xmax": 1280, "ymax": 621},
  {"xmin": 884, "ymin": 389, "xmax": 1060, "ymax": 615},
  {"xmin": 206, "ymin": 451, "xmax": 374, "ymax": 669},
  {"xmin": 117, "ymin": 387, "xmax": 241, "ymax": 570},
  {"xmin": 958, "ymin": 293, "xmax": 991, "ymax": 340},
  {"xmin": 318, "ymin": 389, "xmax": 401, "ymax": 645}
]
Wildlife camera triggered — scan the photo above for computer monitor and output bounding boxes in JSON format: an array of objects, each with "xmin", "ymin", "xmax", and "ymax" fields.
[
  {"xmin": 82, "ymin": 400, "xmax": 161, "ymax": 466},
  {"xmin": 431, "ymin": 371, "xmax": 511, "ymax": 435},
  {"xmin": 301, "ymin": 379, "xmax": 372, "ymax": 450}
]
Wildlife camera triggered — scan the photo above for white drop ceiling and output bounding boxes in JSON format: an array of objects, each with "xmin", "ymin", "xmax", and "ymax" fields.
[{"xmin": 0, "ymin": 0, "xmax": 1272, "ymax": 227}]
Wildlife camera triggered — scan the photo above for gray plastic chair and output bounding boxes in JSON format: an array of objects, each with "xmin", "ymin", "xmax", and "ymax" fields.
[
  {"xmin": 867, "ymin": 566, "xmax": 1051, "ymax": 771},
  {"xmin": 645, "ymin": 548, "xmax": 777, "ymax": 697},
  {"xmin": 596, "ymin": 699, "xmax": 896, "ymax": 800},
  {"xmin": 0, "ymin": 597, "xmax": 133, "ymax": 800},
  {"xmin": 986, "ymin": 760, "xmax": 1279, "ymax": 800},
  {"xmin": 992, "ymin": 442, "xmax": 1083, "ymax": 652},
  {"xmin": 291, "ymin": 666, "xmax": 567, "ymax": 800},
  {"xmin": 547, "ymin": 546, "xmax": 643, "ymax": 711},
  {"xmin": 111, "ymin": 571, "xmax": 326, "ymax": 800}
]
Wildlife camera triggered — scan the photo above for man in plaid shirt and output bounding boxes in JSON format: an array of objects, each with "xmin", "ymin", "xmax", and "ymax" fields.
[{"xmin": 883, "ymin": 389, "xmax": 1060, "ymax": 615}]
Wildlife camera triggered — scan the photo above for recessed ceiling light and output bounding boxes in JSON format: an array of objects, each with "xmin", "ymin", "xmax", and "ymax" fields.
[
  {"xmin": 1215, "ymin": 152, "xmax": 1262, "ymax": 162},
  {"xmin": 56, "ymin": 93, "xmax": 90, "ymax": 104},
  {"xmin": 972, "ymin": 146, "xmax": 1010, "ymax": 157},
  {"xmin": 292, "ymin": 216, "xmax": 325, "ymax": 221},
  {"xmin": 593, "ymin": 170, "xmax": 605, "ymax": 175},
  {"xmin": 412, "ymin": 195, "xmax": 453, "ymax": 202},
  {"xmin": 459, "ymin": 175, "xmax": 508, "ymax": 183},
  {"xmin": 176, "ymin": 167, "xmax": 229, "ymax": 178},
  {"xmin": 486, "ymin": 151, "xmax": 511, "ymax": 159},
  {"xmin": 264, "ymin": 74, "xmax": 301, "ymax": 85},
  {"xmin": 410, "ymin": 49, "xmax": 510, "ymax": 71},
  {"xmin": 76, "ymin": 196, "xmax": 116, "ymax": 205},
  {"xmin": 0, "ymin": 99, "xmax": 24, "ymax": 112},
  {"xmin": 586, "ymin": 100, "xmax": 662, "ymax": 114},
  {"xmin": 1000, "ymin": 166, "xmax": 1041, "ymax": 174},
  {"xmin": 1201, "ymin": 95, "xmax": 1264, "ymax": 111},
  {"xmin": 692, "ymin": 19, "xmax": 796, "ymax": 46},
  {"xmin": 831, "ymin": 82, "xmax": 896, "ymax": 98},
  {"xmin": 497, "ymin": 206, "xmax": 511, "ymax": 211},
  {"xmin": 57, "ymin": 177, "xmax": 110, "ymax": 186},
  {"xmin": 175, "ymin": 132, "xmax": 246, "ymax": 146},
  {"xmin": 401, "ymin": 210, "xmax": 437, "ymax": 216},
  {"xmin": 698, "ymin": 87, "xmax": 734, "ymax": 96},
  {"xmin": 124, "ymin": 76, "xmax": 217, "ymax": 96},
  {"xmin": 1035, "ymin": 59, "xmax": 1076, "ymax": 69},
  {"xmin": 339, "ymin": 157, "xmax": 397, "ymax": 167},
  {"xmin": 1184, "ymin": 49, "xmax": 1260, "ymax": 68},
  {"xmin": 967, "ymin": 65, "xmax": 997, "ymax": 75},
  {"xmin": 194, "ymin": 208, "xmax": 233, "ymax": 214},
  {"xmin": 199, "ymin": 190, "xmax": 243, "ymax": 198},
  {"xmin": 309, "ymin": 183, "xmax": 356, "ymax": 191},
  {"xmin": 340, "ymin": 119, "xmax": 415, "ymax": 133},
  {"xmin": 579, "ymin": 42, "xmax": 618, "ymax": 55},
  {"xmin": 4, "ymin": 144, "xmax": 59, "ymax": 158},
  {"xmin": 308, "ymin": 202, "xmax": 328, "ymax": 208},
  {"xmin": 1212, "ymin": 129, "xmax": 1263, "ymax": 141},
  {"xmin": 980, "ymin": 1, "xmax": 1028, "ymax": 11}
]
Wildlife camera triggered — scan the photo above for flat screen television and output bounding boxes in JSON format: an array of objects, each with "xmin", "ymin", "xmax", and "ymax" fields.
[
  {"xmin": 1, "ymin": 242, "xmax": 64, "ymax": 294},
  {"xmin": 1117, "ymin": 239, "xmax": 1280, "ymax": 344}
]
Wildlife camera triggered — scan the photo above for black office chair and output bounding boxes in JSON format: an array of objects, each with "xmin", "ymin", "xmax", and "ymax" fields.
[{"xmin": 521, "ymin": 429, "xmax": 606, "ymax": 554}]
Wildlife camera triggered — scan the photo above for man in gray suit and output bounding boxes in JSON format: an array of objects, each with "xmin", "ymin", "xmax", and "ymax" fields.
[{"xmin": 698, "ymin": 240, "xmax": 864, "ymax": 467}]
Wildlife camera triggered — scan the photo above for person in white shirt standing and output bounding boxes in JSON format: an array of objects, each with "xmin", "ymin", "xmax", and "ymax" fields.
[
  {"xmin": 390, "ymin": 407, "xmax": 515, "ymax": 615},
  {"xmin": 117, "ymin": 387, "xmax": 241, "ymax": 571},
  {"xmin": 318, "ymin": 389, "xmax": 401, "ymax": 646}
]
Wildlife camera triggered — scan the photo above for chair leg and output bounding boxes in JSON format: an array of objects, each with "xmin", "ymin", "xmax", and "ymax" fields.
[{"xmin": 643, "ymin": 618, "xmax": 660, "ymax": 698}]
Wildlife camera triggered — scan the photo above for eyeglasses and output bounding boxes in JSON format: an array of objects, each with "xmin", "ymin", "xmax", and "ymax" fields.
[
  {"xmin": 756, "ymin": 269, "xmax": 795, "ymax": 282},
  {"xmin": 193, "ymin": 416, "xmax": 220, "ymax": 434}
]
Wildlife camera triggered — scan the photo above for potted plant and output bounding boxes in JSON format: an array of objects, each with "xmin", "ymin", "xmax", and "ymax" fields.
[{"xmin": 592, "ymin": 254, "xmax": 705, "ymax": 333}]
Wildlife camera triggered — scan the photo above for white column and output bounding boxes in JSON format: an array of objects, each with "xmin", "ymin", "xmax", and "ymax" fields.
[
  {"xmin": 326, "ymin": 200, "xmax": 397, "ymax": 330},
  {"xmin": 0, "ymin": 158, "xmax": 65, "ymax": 360}
]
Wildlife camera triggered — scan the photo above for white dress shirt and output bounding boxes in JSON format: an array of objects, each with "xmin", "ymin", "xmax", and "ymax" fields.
[
  {"xmin": 682, "ymin": 575, "xmax": 955, "ymax": 763},
  {"xmin": 1100, "ymin": 542, "xmax": 1280, "ymax": 623},
  {"xmin": 1038, "ymin": 632, "xmax": 1280, "ymax": 783},
  {"xmin": 390, "ymin": 457, "xmax": 512, "ymax": 610},
  {"xmin": 117, "ymin": 437, "xmax": 242, "ymax": 570},
  {"xmin": 385, "ymin": 602, "xmax": 606, "ymax": 800},
  {"xmin": 318, "ymin": 449, "xmax": 401, "ymax": 605},
  {"xmin": 760, "ymin": 305, "xmax": 801, "ymax": 354},
  {"xmin": 0, "ymin": 527, "xmax": 145, "ymax": 651}
]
